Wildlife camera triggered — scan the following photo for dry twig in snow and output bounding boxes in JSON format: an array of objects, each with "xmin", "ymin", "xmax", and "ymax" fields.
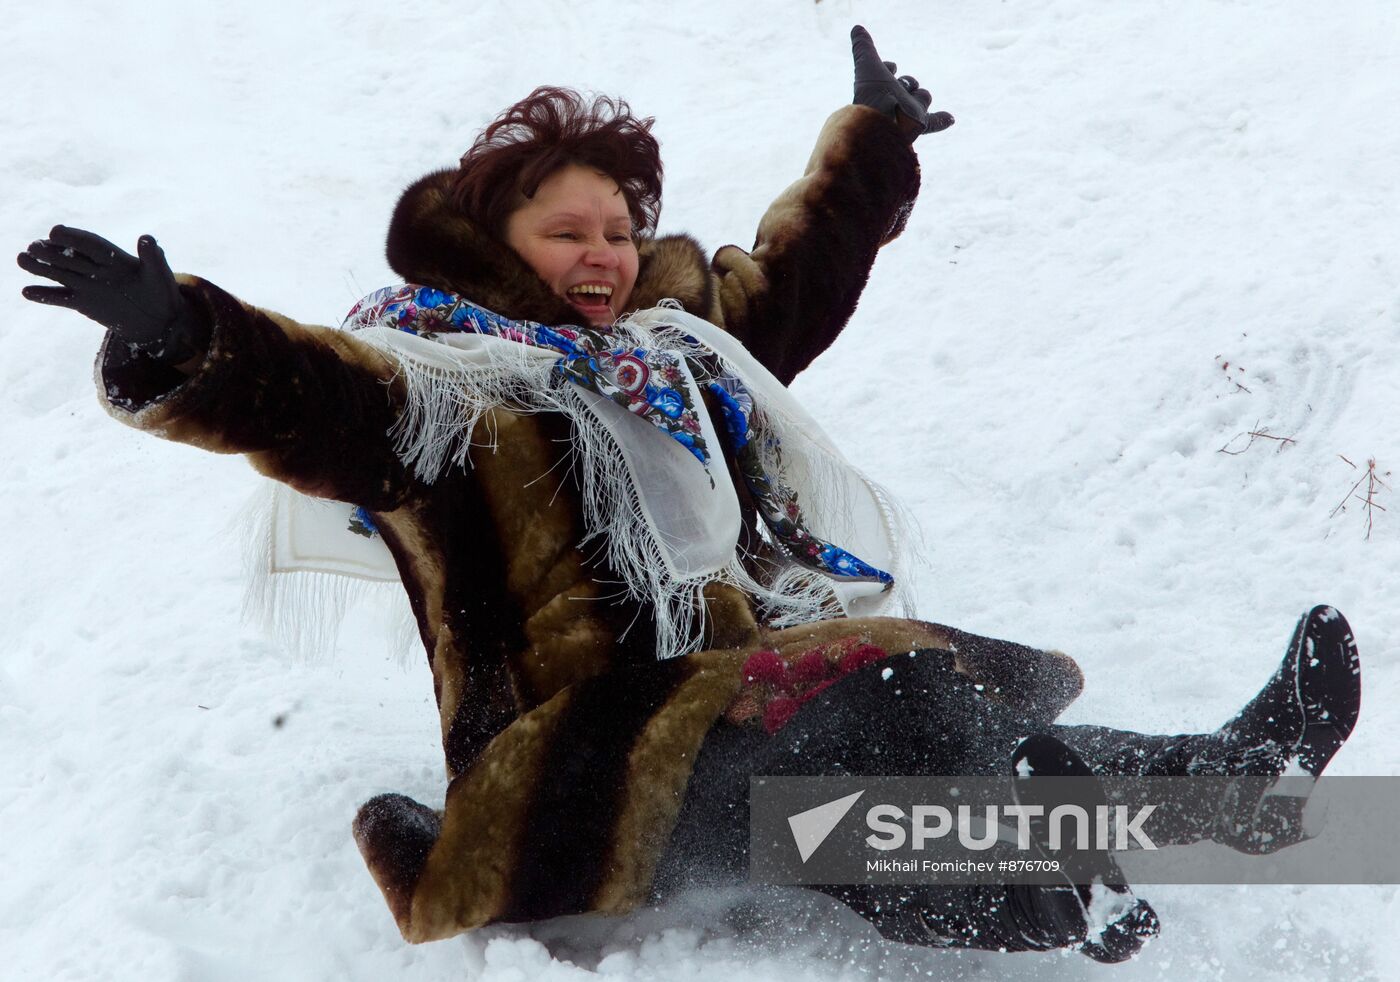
[
  {"xmin": 1218, "ymin": 421, "xmax": 1298, "ymax": 456},
  {"xmin": 1330, "ymin": 456, "xmax": 1390, "ymax": 540}
]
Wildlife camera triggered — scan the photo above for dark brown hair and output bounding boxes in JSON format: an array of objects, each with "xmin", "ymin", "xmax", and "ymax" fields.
[{"xmin": 452, "ymin": 86, "xmax": 663, "ymax": 238}]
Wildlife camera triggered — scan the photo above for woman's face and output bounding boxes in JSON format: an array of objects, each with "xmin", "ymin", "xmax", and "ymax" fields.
[{"xmin": 504, "ymin": 164, "xmax": 640, "ymax": 326}]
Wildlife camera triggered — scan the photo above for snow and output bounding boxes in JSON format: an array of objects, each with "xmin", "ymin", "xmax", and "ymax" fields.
[
  {"xmin": 3, "ymin": 1, "xmax": 1398, "ymax": 979},
  {"xmin": 1082, "ymin": 880, "xmax": 1139, "ymax": 949}
]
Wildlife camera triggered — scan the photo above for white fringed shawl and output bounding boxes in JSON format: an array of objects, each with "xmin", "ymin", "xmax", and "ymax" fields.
[{"xmin": 246, "ymin": 297, "xmax": 915, "ymax": 661}]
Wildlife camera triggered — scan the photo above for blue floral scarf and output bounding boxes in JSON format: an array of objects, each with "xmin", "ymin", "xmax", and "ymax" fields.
[{"xmin": 343, "ymin": 284, "xmax": 893, "ymax": 589}]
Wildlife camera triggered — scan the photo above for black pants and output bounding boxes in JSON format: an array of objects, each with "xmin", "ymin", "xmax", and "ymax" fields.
[{"xmin": 654, "ymin": 647, "xmax": 1255, "ymax": 950}]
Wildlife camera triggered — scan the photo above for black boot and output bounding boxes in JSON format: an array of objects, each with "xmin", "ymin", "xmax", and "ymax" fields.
[
  {"xmin": 1007, "ymin": 734, "xmax": 1161, "ymax": 963},
  {"xmin": 1219, "ymin": 604, "xmax": 1361, "ymax": 777},
  {"xmin": 1053, "ymin": 607, "xmax": 1361, "ymax": 853},
  {"xmin": 830, "ymin": 735, "xmax": 1160, "ymax": 959},
  {"xmin": 1055, "ymin": 605, "xmax": 1361, "ymax": 779}
]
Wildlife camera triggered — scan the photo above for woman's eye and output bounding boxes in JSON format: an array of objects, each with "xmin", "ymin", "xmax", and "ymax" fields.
[
  {"xmin": 551, "ymin": 231, "xmax": 579, "ymax": 241},
  {"xmin": 609, "ymin": 234, "xmax": 633, "ymax": 244}
]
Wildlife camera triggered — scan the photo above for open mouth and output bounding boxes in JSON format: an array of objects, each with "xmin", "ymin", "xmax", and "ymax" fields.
[{"xmin": 566, "ymin": 283, "xmax": 614, "ymax": 319}]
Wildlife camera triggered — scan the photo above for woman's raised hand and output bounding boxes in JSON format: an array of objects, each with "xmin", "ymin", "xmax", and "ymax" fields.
[
  {"xmin": 850, "ymin": 25, "xmax": 954, "ymax": 142},
  {"xmin": 17, "ymin": 226, "xmax": 206, "ymax": 364}
]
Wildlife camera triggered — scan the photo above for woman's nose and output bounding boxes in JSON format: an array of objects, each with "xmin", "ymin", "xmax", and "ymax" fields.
[{"xmin": 582, "ymin": 237, "xmax": 620, "ymax": 268}]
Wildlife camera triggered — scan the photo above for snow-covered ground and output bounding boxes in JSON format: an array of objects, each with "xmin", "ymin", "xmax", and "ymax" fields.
[{"xmin": 3, "ymin": 1, "xmax": 1397, "ymax": 979}]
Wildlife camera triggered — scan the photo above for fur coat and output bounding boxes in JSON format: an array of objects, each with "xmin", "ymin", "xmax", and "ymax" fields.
[{"xmin": 96, "ymin": 105, "xmax": 1084, "ymax": 941}]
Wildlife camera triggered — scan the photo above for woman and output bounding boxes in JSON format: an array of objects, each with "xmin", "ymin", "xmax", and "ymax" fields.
[{"xmin": 16, "ymin": 27, "xmax": 1361, "ymax": 963}]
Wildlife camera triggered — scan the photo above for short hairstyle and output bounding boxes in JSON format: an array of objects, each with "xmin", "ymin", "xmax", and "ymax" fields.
[{"xmin": 452, "ymin": 86, "xmax": 663, "ymax": 239}]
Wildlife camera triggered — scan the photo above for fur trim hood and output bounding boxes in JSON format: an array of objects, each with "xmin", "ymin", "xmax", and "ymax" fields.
[{"xmin": 384, "ymin": 169, "xmax": 717, "ymax": 327}]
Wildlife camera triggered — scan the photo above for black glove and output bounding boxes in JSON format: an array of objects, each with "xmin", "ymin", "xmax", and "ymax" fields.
[
  {"xmin": 851, "ymin": 25, "xmax": 954, "ymax": 141},
  {"xmin": 18, "ymin": 225, "xmax": 209, "ymax": 365}
]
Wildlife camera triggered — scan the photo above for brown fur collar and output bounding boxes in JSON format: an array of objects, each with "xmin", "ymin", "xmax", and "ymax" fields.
[{"xmin": 385, "ymin": 169, "xmax": 714, "ymax": 326}]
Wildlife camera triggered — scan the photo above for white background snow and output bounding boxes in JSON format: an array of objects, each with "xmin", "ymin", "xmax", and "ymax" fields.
[{"xmin": 3, "ymin": 1, "xmax": 1397, "ymax": 979}]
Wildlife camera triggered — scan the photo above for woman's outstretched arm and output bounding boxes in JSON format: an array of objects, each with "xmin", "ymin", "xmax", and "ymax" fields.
[
  {"xmin": 19, "ymin": 226, "xmax": 413, "ymax": 510},
  {"xmin": 713, "ymin": 26, "xmax": 953, "ymax": 384}
]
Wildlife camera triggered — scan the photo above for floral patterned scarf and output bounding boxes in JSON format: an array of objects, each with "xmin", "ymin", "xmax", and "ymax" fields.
[{"xmin": 343, "ymin": 284, "xmax": 894, "ymax": 588}]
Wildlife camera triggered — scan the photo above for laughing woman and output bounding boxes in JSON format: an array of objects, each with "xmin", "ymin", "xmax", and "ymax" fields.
[{"xmin": 18, "ymin": 27, "xmax": 1360, "ymax": 963}]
